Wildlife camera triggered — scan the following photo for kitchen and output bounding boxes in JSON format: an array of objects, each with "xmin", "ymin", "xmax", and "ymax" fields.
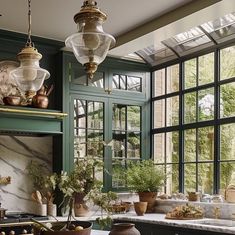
[{"xmin": 1, "ymin": 0, "xmax": 235, "ymax": 234}]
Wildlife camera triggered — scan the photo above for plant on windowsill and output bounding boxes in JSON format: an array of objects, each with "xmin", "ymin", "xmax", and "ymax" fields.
[{"xmin": 125, "ymin": 159, "xmax": 165, "ymax": 213}]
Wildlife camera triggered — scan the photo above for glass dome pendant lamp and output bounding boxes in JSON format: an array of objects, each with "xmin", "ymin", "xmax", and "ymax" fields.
[
  {"xmin": 65, "ymin": 0, "xmax": 116, "ymax": 79},
  {"xmin": 10, "ymin": 0, "xmax": 50, "ymax": 102}
]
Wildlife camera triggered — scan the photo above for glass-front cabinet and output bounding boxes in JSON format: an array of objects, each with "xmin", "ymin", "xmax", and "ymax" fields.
[{"xmin": 64, "ymin": 53, "xmax": 150, "ymax": 191}]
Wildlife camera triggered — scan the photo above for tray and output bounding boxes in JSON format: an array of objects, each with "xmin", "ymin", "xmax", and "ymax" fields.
[{"xmin": 165, "ymin": 215, "xmax": 203, "ymax": 220}]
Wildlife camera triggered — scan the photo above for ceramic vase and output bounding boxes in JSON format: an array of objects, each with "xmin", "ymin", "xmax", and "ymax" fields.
[
  {"xmin": 74, "ymin": 193, "xmax": 89, "ymax": 217},
  {"xmin": 133, "ymin": 201, "xmax": 147, "ymax": 216},
  {"xmin": 109, "ymin": 223, "xmax": 140, "ymax": 235}
]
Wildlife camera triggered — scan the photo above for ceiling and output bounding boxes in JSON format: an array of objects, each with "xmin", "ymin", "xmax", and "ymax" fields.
[{"xmin": 0, "ymin": 0, "xmax": 234, "ymax": 60}]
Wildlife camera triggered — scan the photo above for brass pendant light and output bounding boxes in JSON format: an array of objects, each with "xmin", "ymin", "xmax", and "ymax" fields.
[
  {"xmin": 65, "ymin": 0, "xmax": 116, "ymax": 79},
  {"xmin": 10, "ymin": 0, "xmax": 50, "ymax": 101}
]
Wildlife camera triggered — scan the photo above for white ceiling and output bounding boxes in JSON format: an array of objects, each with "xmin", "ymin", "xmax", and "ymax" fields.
[
  {"xmin": 0, "ymin": 0, "xmax": 192, "ymax": 40},
  {"xmin": 0, "ymin": 0, "xmax": 234, "ymax": 59}
]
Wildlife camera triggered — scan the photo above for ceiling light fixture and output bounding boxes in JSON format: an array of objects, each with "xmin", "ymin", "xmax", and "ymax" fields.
[
  {"xmin": 65, "ymin": 0, "xmax": 115, "ymax": 79},
  {"xmin": 10, "ymin": 0, "xmax": 50, "ymax": 102}
]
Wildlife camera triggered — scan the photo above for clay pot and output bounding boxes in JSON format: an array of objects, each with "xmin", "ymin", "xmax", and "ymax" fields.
[
  {"xmin": 109, "ymin": 223, "xmax": 140, "ymax": 235},
  {"xmin": 133, "ymin": 201, "xmax": 147, "ymax": 216},
  {"xmin": 138, "ymin": 192, "xmax": 157, "ymax": 213},
  {"xmin": 74, "ymin": 193, "xmax": 89, "ymax": 217}
]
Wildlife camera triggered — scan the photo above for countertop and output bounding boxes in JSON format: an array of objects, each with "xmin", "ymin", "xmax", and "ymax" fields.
[
  {"xmin": 111, "ymin": 213, "xmax": 235, "ymax": 234},
  {"xmin": 52, "ymin": 212, "xmax": 235, "ymax": 234}
]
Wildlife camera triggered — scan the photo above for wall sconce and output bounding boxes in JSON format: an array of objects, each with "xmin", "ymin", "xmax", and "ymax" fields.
[
  {"xmin": 65, "ymin": 0, "xmax": 115, "ymax": 79},
  {"xmin": 10, "ymin": 0, "xmax": 50, "ymax": 102}
]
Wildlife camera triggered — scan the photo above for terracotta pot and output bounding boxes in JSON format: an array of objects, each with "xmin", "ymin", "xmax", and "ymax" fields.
[
  {"xmin": 109, "ymin": 223, "xmax": 140, "ymax": 235},
  {"xmin": 74, "ymin": 193, "xmax": 89, "ymax": 217},
  {"xmin": 138, "ymin": 192, "xmax": 157, "ymax": 213},
  {"xmin": 133, "ymin": 201, "xmax": 147, "ymax": 216}
]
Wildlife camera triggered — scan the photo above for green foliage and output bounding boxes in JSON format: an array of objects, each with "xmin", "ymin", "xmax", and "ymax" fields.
[
  {"xmin": 58, "ymin": 157, "xmax": 103, "ymax": 198},
  {"xmin": 88, "ymin": 190, "xmax": 117, "ymax": 230},
  {"xmin": 126, "ymin": 160, "xmax": 165, "ymax": 192}
]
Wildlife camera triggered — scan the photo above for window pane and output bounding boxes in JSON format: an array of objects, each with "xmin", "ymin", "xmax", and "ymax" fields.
[
  {"xmin": 127, "ymin": 132, "xmax": 141, "ymax": 159},
  {"xmin": 166, "ymin": 96, "xmax": 179, "ymax": 126},
  {"xmin": 112, "ymin": 74, "xmax": 126, "ymax": 90},
  {"xmin": 87, "ymin": 101, "xmax": 103, "ymax": 129},
  {"xmin": 87, "ymin": 130, "xmax": 103, "ymax": 156},
  {"xmin": 184, "ymin": 58, "xmax": 197, "ymax": 89},
  {"xmin": 154, "ymin": 69, "xmax": 165, "ymax": 97},
  {"xmin": 166, "ymin": 164, "xmax": 179, "ymax": 194},
  {"xmin": 220, "ymin": 162, "xmax": 235, "ymax": 191},
  {"xmin": 113, "ymin": 131, "xmax": 126, "ymax": 158},
  {"xmin": 198, "ymin": 53, "xmax": 214, "ymax": 85},
  {"xmin": 74, "ymin": 100, "xmax": 86, "ymax": 128},
  {"xmin": 153, "ymin": 133, "xmax": 165, "ymax": 164},
  {"xmin": 154, "ymin": 99, "xmax": 165, "ymax": 128},
  {"xmin": 127, "ymin": 76, "xmax": 142, "ymax": 92},
  {"xmin": 113, "ymin": 104, "xmax": 126, "ymax": 130},
  {"xmin": 112, "ymin": 159, "xmax": 126, "ymax": 188},
  {"xmin": 184, "ymin": 92, "xmax": 196, "ymax": 123},
  {"xmin": 184, "ymin": 129, "xmax": 196, "ymax": 162},
  {"xmin": 167, "ymin": 64, "xmax": 179, "ymax": 93},
  {"xmin": 166, "ymin": 132, "xmax": 179, "ymax": 163},
  {"xmin": 198, "ymin": 88, "xmax": 214, "ymax": 121},
  {"xmin": 73, "ymin": 67, "xmax": 104, "ymax": 88},
  {"xmin": 220, "ymin": 123, "xmax": 235, "ymax": 160},
  {"xmin": 184, "ymin": 164, "xmax": 196, "ymax": 192},
  {"xmin": 198, "ymin": 163, "xmax": 213, "ymax": 194},
  {"xmin": 220, "ymin": 46, "xmax": 235, "ymax": 80},
  {"xmin": 220, "ymin": 82, "xmax": 235, "ymax": 118},
  {"xmin": 198, "ymin": 126, "xmax": 214, "ymax": 161},
  {"xmin": 127, "ymin": 106, "xmax": 141, "ymax": 131}
]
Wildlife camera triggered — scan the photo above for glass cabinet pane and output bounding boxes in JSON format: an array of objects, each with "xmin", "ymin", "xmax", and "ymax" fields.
[
  {"xmin": 112, "ymin": 104, "xmax": 141, "ymax": 162},
  {"xmin": 74, "ymin": 99, "xmax": 104, "ymax": 159}
]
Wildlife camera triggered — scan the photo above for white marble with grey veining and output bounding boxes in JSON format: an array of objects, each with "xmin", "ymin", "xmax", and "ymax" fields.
[
  {"xmin": 0, "ymin": 135, "xmax": 52, "ymax": 212},
  {"xmin": 112, "ymin": 213, "xmax": 235, "ymax": 234}
]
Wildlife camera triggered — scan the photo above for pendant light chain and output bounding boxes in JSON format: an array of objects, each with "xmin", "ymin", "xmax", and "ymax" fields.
[{"xmin": 26, "ymin": 0, "xmax": 34, "ymax": 47}]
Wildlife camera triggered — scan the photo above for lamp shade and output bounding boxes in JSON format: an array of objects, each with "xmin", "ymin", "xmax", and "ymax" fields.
[
  {"xmin": 65, "ymin": 0, "xmax": 116, "ymax": 78},
  {"xmin": 10, "ymin": 46, "xmax": 50, "ymax": 92}
]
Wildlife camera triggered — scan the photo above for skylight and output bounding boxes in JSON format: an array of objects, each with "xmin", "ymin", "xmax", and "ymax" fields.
[{"xmin": 136, "ymin": 12, "xmax": 235, "ymax": 67}]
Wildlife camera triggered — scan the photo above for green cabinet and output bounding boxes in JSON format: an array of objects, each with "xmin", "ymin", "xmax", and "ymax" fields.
[{"xmin": 62, "ymin": 52, "xmax": 151, "ymax": 191}]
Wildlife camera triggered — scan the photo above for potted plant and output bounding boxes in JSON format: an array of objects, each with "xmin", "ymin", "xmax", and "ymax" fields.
[
  {"xmin": 126, "ymin": 159, "xmax": 165, "ymax": 213},
  {"xmin": 58, "ymin": 156, "xmax": 103, "ymax": 217}
]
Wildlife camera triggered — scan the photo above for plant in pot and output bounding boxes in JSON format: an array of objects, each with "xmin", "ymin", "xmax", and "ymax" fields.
[
  {"xmin": 126, "ymin": 159, "xmax": 165, "ymax": 213},
  {"xmin": 58, "ymin": 157, "xmax": 103, "ymax": 217}
]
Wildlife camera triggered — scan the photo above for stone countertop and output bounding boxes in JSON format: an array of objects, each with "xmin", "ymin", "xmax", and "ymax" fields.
[
  {"xmin": 48, "ymin": 212, "xmax": 235, "ymax": 234},
  {"xmin": 91, "ymin": 230, "xmax": 109, "ymax": 235},
  {"xmin": 111, "ymin": 213, "xmax": 235, "ymax": 234}
]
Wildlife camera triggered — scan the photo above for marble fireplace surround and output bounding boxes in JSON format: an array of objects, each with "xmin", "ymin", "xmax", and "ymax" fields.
[{"xmin": 0, "ymin": 135, "xmax": 52, "ymax": 212}]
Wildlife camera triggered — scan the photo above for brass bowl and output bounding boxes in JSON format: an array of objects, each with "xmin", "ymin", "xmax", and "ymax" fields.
[{"xmin": 3, "ymin": 96, "xmax": 21, "ymax": 106}]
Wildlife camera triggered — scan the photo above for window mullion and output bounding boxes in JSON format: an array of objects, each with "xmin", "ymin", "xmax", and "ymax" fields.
[{"xmin": 214, "ymin": 48, "xmax": 220, "ymax": 194}]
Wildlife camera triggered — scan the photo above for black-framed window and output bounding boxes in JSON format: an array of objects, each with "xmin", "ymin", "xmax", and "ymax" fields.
[{"xmin": 152, "ymin": 44, "xmax": 235, "ymax": 194}]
